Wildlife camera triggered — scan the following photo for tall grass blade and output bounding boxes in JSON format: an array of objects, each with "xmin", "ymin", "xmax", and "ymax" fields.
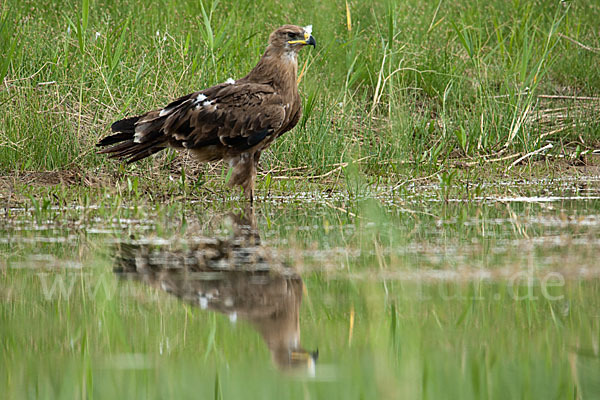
[
  {"xmin": 0, "ymin": 13, "xmax": 19, "ymax": 84},
  {"xmin": 108, "ymin": 16, "xmax": 131, "ymax": 82}
]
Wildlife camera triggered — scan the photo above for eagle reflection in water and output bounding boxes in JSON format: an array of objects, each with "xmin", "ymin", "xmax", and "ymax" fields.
[{"xmin": 112, "ymin": 209, "xmax": 318, "ymax": 374}]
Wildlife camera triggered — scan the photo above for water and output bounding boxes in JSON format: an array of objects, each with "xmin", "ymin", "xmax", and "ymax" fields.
[{"xmin": 2, "ymin": 177, "xmax": 600, "ymax": 399}]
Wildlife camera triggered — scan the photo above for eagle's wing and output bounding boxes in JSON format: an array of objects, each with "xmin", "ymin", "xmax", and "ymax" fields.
[{"xmin": 134, "ymin": 82, "xmax": 287, "ymax": 152}]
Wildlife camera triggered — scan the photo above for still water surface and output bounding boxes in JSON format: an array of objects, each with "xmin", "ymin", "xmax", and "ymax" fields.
[{"xmin": 2, "ymin": 177, "xmax": 600, "ymax": 398}]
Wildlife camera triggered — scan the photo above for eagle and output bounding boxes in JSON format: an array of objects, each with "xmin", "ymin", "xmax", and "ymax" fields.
[
  {"xmin": 113, "ymin": 210, "xmax": 318, "ymax": 374},
  {"xmin": 97, "ymin": 25, "xmax": 316, "ymax": 202}
]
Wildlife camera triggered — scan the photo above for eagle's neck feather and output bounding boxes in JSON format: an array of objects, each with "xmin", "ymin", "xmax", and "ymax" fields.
[{"xmin": 244, "ymin": 46, "xmax": 299, "ymax": 94}]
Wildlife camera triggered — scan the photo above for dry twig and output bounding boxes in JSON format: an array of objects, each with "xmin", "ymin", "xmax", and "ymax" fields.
[
  {"xmin": 508, "ymin": 143, "xmax": 553, "ymax": 170},
  {"xmin": 324, "ymin": 201, "xmax": 358, "ymax": 218},
  {"xmin": 558, "ymin": 33, "xmax": 600, "ymax": 54}
]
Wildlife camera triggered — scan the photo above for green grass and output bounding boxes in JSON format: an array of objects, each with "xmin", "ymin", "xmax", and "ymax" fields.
[{"xmin": 1, "ymin": 0, "xmax": 600, "ymax": 178}]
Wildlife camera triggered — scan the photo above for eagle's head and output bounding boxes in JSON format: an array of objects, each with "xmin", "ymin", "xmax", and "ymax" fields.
[
  {"xmin": 269, "ymin": 25, "xmax": 316, "ymax": 52},
  {"xmin": 272, "ymin": 348, "xmax": 319, "ymax": 377}
]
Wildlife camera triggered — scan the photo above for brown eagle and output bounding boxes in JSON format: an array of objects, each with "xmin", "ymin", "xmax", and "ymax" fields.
[
  {"xmin": 97, "ymin": 25, "xmax": 316, "ymax": 202},
  {"xmin": 113, "ymin": 209, "xmax": 318, "ymax": 374}
]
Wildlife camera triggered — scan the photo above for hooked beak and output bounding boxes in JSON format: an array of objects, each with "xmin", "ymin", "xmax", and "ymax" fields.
[
  {"xmin": 290, "ymin": 348, "xmax": 319, "ymax": 363},
  {"xmin": 288, "ymin": 32, "xmax": 316, "ymax": 48}
]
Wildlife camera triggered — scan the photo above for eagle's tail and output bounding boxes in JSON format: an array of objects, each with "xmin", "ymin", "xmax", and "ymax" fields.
[{"xmin": 97, "ymin": 115, "xmax": 168, "ymax": 163}]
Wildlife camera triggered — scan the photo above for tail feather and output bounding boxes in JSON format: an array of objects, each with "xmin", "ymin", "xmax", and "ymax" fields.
[
  {"xmin": 96, "ymin": 131, "xmax": 134, "ymax": 147},
  {"xmin": 110, "ymin": 116, "xmax": 139, "ymax": 133},
  {"xmin": 127, "ymin": 146, "xmax": 167, "ymax": 163},
  {"xmin": 107, "ymin": 140, "xmax": 160, "ymax": 160},
  {"xmin": 97, "ymin": 114, "xmax": 167, "ymax": 163}
]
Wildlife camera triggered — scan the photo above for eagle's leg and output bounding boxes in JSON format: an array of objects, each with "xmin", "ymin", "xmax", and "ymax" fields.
[{"xmin": 227, "ymin": 151, "xmax": 261, "ymax": 202}]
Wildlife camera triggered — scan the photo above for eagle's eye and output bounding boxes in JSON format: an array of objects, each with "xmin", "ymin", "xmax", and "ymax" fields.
[{"xmin": 286, "ymin": 32, "xmax": 296, "ymax": 39}]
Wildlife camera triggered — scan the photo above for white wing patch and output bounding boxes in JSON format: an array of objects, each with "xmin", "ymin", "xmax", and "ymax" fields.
[
  {"xmin": 225, "ymin": 78, "xmax": 235, "ymax": 84},
  {"xmin": 193, "ymin": 94, "xmax": 211, "ymax": 110},
  {"xmin": 193, "ymin": 93, "xmax": 207, "ymax": 104},
  {"xmin": 160, "ymin": 95, "xmax": 203, "ymax": 117}
]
